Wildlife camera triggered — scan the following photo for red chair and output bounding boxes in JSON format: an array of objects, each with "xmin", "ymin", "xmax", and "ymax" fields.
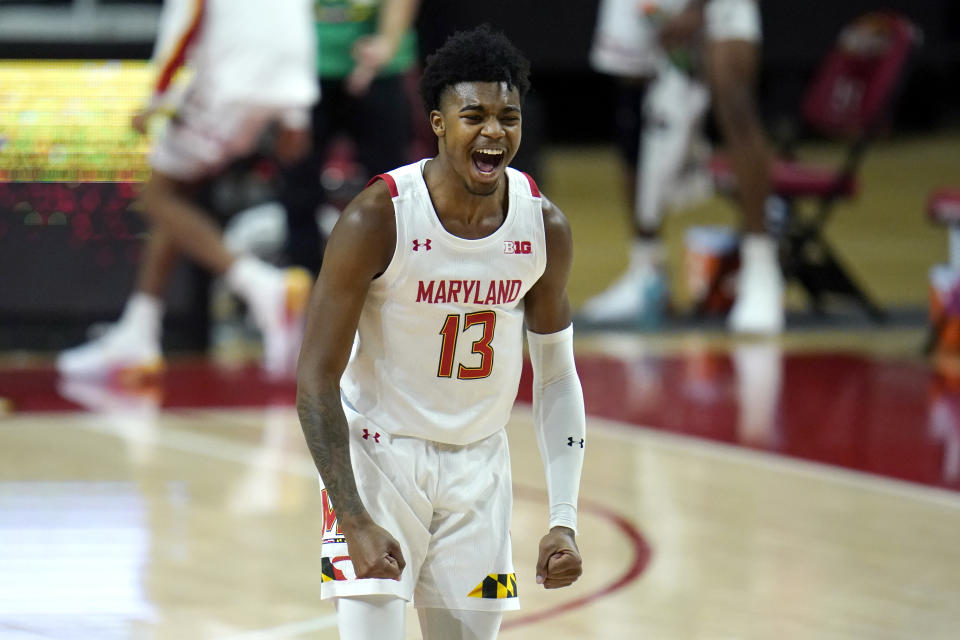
[{"xmin": 711, "ymin": 11, "xmax": 921, "ymax": 320}]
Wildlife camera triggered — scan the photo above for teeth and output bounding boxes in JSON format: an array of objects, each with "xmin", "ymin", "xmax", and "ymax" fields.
[{"xmin": 476, "ymin": 149, "xmax": 503, "ymax": 156}]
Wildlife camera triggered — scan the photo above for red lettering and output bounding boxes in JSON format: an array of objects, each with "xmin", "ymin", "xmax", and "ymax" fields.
[
  {"xmin": 509, "ymin": 279, "xmax": 522, "ymax": 302},
  {"xmin": 448, "ymin": 280, "xmax": 462, "ymax": 302},
  {"xmin": 321, "ymin": 489, "xmax": 341, "ymax": 536},
  {"xmin": 498, "ymin": 280, "xmax": 510, "ymax": 304},
  {"xmin": 416, "ymin": 280, "xmax": 435, "ymax": 303},
  {"xmin": 484, "ymin": 282, "xmax": 498, "ymax": 305},
  {"xmin": 473, "ymin": 280, "xmax": 484, "ymax": 304},
  {"xmin": 435, "ymin": 280, "xmax": 448, "ymax": 304}
]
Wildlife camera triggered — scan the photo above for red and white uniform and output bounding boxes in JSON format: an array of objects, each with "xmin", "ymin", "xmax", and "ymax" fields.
[
  {"xmin": 322, "ymin": 161, "xmax": 546, "ymax": 611},
  {"xmin": 342, "ymin": 160, "xmax": 548, "ymax": 445},
  {"xmin": 147, "ymin": 0, "xmax": 318, "ymax": 179}
]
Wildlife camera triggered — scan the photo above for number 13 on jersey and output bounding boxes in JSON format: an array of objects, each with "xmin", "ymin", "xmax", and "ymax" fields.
[{"xmin": 437, "ymin": 310, "xmax": 497, "ymax": 380}]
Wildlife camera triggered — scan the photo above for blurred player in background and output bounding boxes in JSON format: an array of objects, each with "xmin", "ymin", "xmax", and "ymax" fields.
[
  {"xmin": 57, "ymin": 0, "xmax": 320, "ymax": 380},
  {"xmin": 281, "ymin": 0, "xmax": 421, "ymax": 275},
  {"xmin": 582, "ymin": 0, "xmax": 782, "ymax": 334},
  {"xmin": 582, "ymin": 0, "xmax": 710, "ymax": 327},
  {"xmin": 296, "ymin": 25, "xmax": 585, "ymax": 639}
]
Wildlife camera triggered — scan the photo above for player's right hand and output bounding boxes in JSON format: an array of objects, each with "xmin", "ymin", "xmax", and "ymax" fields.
[{"xmin": 345, "ymin": 521, "xmax": 406, "ymax": 581}]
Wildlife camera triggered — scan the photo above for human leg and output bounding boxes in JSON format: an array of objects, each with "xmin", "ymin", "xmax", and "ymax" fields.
[
  {"xmin": 581, "ymin": 69, "xmax": 708, "ymax": 326},
  {"xmin": 280, "ymin": 96, "xmax": 329, "ymax": 274},
  {"xmin": 705, "ymin": 38, "xmax": 769, "ymax": 235},
  {"xmin": 146, "ymin": 99, "xmax": 314, "ymax": 373},
  {"xmin": 56, "ymin": 229, "xmax": 176, "ymax": 379},
  {"xmin": 580, "ymin": 79, "xmax": 668, "ymax": 326},
  {"xmin": 414, "ymin": 432, "xmax": 519, "ymax": 614},
  {"xmin": 418, "ymin": 607, "xmax": 503, "ymax": 640},
  {"xmin": 704, "ymin": 0, "xmax": 783, "ymax": 333},
  {"xmin": 335, "ymin": 595, "xmax": 406, "ymax": 640}
]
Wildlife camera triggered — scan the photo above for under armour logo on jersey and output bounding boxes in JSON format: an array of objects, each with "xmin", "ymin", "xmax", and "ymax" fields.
[
  {"xmin": 362, "ymin": 429, "xmax": 381, "ymax": 443},
  {"xmin": 568, "ymin": 437, "xmax": 584, "ymax": 448},
  {"xmin": 504, "ymin": 240, "xmax": 532, "ymax": 254},
  {"xmin": 413, "ymin": 239, "xmax": 432, "ymax": 252}
]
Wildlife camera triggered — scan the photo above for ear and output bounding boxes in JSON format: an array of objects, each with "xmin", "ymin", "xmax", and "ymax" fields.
[{"xmin": 429, "ymin": 110, "xmax": 445, "ymax": 138}]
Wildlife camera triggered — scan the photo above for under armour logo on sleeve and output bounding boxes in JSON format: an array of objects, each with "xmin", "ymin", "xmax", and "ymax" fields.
[{"xmin": 567, "ymin": 437, "xmax": 584, "ymax": 448}]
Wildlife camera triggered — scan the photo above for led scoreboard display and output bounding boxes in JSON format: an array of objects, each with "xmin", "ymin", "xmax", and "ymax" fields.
[
  {"xmin": 0, "ymin": 59, "xmax": 155, "ymax": 182},
  {"xmin": 0, "ymin": 60, "xmax": 207, "ymax": 350}
]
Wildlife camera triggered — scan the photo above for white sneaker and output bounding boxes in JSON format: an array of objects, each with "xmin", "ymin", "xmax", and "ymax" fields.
[
  {"xmin": 579, "ymin": 266, "xmax": 668, "ymax": 326},
  {"xmin": 250, "ymin": 267, "xmax": 313, "ymax": 377},
  {"xmin": 728, "ymin": 238, "xmax": 785, "ymax": 334},
  {"xmin": 56, "ymin": 325, "xmax": 164, "ymax": 383}
]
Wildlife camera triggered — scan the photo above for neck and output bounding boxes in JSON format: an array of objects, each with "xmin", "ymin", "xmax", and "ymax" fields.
[
  {"xmin": 424, "ymin": 156, "xmax": 507, "ymax": 219},
  {"xmin": 423, "ymin": 156, "xmax": 510, "ymax": 239}
]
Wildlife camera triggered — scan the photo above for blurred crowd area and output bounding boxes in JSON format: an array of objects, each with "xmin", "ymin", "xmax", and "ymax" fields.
[{"xmin": 1, "ymin": 0, "xmax": 959, "ymax": 350}]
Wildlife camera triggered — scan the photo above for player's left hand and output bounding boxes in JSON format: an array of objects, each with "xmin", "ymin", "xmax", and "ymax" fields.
[{"xmin": 535, "ymin": 526, "xmax": 582, "ymax": 589}]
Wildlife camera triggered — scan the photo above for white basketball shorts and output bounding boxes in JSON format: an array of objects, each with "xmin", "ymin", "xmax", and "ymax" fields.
[
  {"xmin": 317, "ymin": 399, "xmax": 519, "ymax": 612},
  {"xmin": 590, "ymin": 0, "xmax": 689, "ymax": 77},
  {"xmin": 704, "ymin": 0, "xmax": 762, "ymax": 43},
  {"xmin": 149, "ymin": 88, "xmax": 277, "ymax": 181}
]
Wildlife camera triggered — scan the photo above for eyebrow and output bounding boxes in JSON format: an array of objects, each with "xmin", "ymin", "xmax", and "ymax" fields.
[{"xmin": 458, "ymin": 104, "xmax": 521, "ymax": 113}]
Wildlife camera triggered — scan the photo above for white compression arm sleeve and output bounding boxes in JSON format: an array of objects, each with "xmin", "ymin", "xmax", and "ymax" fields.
[{"xmin": 527, "ymin": 325, "xmax": 586, "ymax": 533}]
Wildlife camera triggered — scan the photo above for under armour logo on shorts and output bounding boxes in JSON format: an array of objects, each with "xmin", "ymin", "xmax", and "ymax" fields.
[
  {"xmin": 567, "ymin": 437, "xmax": 584, "ymax": 448},
  {"xmin": 362, "ymin": 428, "xmax": 381, "ymax": 443}
]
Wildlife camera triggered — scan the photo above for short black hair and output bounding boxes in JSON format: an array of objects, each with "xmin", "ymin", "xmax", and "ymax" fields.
[{"xmin": 418, "ymin": 24, "xmax": 531, "ymax": 113}]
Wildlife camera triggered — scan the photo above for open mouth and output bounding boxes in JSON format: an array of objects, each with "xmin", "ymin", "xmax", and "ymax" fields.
[{"xmin": 472, "ymin": 148, "xmax": 505, "ymax": 175}]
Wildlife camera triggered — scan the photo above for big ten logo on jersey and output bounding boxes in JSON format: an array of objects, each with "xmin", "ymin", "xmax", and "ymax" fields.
[
  {"xmin": 504, "ymin": 240, "xmax": 532, "ymax": 254},
  {"xmin": 321, "ymin": 489, "xmax": 345, "ymax": 542}
]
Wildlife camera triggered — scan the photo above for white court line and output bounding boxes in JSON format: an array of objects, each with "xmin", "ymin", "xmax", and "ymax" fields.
[
  {"xmin": 56, "ymin": 404, "xmax": 960, "ymax": 509},
  {"xmin": 66, "ymin": 409, "xmax": 320, "ymax": 479},
  {"xmin": 48, "ymin": 404, "xmax": 960, "ymax": 638}
]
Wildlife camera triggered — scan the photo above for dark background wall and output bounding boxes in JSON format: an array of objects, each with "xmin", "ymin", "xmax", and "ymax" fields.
[
  {"xmin": 416, "ymin": 0, "xmax": 960, "ymax": 140},
  {"xmin": 1, "ymin": 0, "xmax": 957, "ymax": 349},
  {"xmin": 3, "ymin": 0, "xmax": 958, "ymax": 140}
]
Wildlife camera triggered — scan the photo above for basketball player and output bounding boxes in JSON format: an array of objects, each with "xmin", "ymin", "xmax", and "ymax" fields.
[
  {"xmin": 582, "ymin": 0, "xmax": 710, "ymax": 327},
  {"xmin": 57, "ymin": 0, "xmax": 319, "ymax": 380},
  {"xmin": 582, "ymin": 0, "xmax": 783, "ymax": 333},
  {"xmin": 296, "ymin": 25, "xmax": 586, "ymax": 640}
]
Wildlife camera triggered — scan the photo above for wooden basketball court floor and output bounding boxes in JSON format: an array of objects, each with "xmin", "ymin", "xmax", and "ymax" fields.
[{"xmin": 2, "ymin": 134, "xmax": 960, "ymax": 638}]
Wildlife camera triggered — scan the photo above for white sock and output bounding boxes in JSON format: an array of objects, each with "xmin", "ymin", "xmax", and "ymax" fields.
[
  {"xmin": 629, "ymin": 237, "xmax": 666, "ymax": 272},
  {"xmin": 118, "ymin": 292, "xmax": 163, "ymax": 341},
  {"xmin": 224, "ymin": 255, "xmax": 280, "ymax": 307},
  {"xmin": 739, "ymin": 234, "xmax": 778, "ymax": 274}
]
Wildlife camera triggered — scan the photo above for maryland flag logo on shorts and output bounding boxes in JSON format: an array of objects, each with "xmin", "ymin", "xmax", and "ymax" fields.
[{"xmin": 468, "ymin": 573, "xmax": 518, "ymax": 599}]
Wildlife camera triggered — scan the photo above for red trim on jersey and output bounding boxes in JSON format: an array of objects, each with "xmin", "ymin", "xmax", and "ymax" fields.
[
  {"xmin": 522, "ymin": 172, "xmax": 541, "ymax": 198},
  {"xmin": 154, "ymin": 0, "xmax": 205, "ymax": 96},
  {"xmin": 367, "ymin": 173, "xmax": 399, "ymax": 198}
]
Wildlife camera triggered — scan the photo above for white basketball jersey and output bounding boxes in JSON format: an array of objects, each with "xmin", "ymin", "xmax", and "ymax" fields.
[{"xmin": 341, "ymin": 160, "xmax": 547, "ymax": 445}]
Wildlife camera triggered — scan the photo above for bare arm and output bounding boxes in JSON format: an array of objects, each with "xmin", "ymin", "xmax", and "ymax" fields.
[
  {"xmin": 524, "ymin": 196, "xmax": 574, "ymax": 335},
  {"xmin": 346, "ymin": 0, "xmax": 421, "ymax": 96},
  {"xmin": 525, "ymin": 197, "xmax": 584, "ymax": 589},
  {"xmin": 296, "ymin": 180, "xmax": 404, "ymax": 579}
]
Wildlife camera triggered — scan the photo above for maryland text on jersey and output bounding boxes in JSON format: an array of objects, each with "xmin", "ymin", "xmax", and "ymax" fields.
[{"xmin": 415, "ymin": 279, "xmax": 523, "ymax": 305}]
